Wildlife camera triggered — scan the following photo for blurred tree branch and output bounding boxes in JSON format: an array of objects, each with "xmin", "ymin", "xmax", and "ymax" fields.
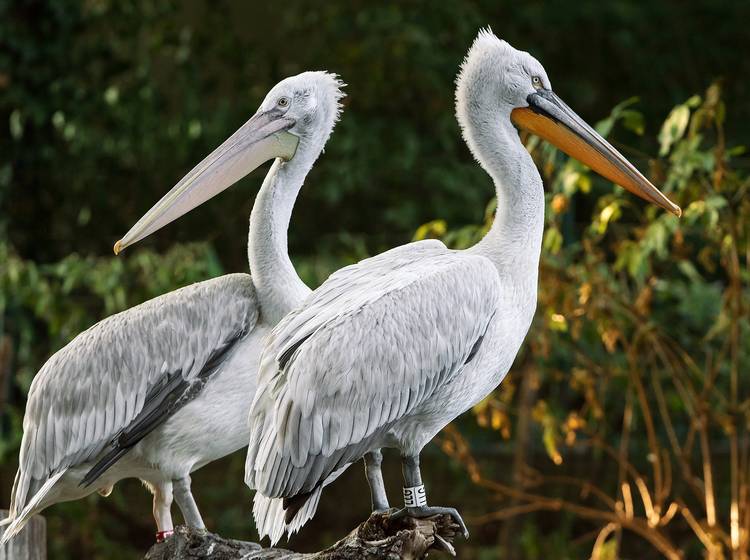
[{"xmin": 144, "ymin": 513, "xmax": 462, "ymax": 560}]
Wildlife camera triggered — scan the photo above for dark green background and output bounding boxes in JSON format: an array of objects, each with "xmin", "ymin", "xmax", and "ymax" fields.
[
  {"xmin": 4, "ymin": 0, "xmax": 749, "ymax": 267},
  {"xmin": 1, "ymin": 1, "xmax": 748, "ymax": 558}
]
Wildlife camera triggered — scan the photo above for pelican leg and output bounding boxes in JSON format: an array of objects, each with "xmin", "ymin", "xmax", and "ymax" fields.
[
  {"xmin": 173, "ymin": 475, "xmax": 206, "ymax": 531},
  {"xmin": 364, "ymin": 449, "xmax": 390, "ymax": 512},
  {"xmin": 152, "ymin": 481, "xmax": 174, "ymax": 542},
  {"xmin": 391, "ymin": 454, "xmax": 469, "ymax": 538}
]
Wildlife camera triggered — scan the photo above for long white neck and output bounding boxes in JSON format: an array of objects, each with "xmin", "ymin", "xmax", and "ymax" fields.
[
  {"xmin": 459, "ymin": 94, "xmax": 545, "ymax": 284},
  {"xmin": 248, "ymin": 151, "xmax": 313, "ymax": 324}
]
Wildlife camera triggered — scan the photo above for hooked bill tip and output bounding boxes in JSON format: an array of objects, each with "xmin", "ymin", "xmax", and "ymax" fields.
[{"xmin": 113, "ymin": 240, "xmax": 123, "ymax": 255}]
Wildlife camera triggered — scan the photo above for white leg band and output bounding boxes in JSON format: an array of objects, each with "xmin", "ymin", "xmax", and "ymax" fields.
[{"xmin": 403, "ymin": 485, "xmax": 427, "ymax": 507}]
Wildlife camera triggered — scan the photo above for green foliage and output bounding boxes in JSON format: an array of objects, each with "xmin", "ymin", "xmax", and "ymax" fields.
[
  {"xmin": 435, "ymin": 84, "xmax": 750, "ymax": 558},
  {"xmin": 2, "ymin": 1, "xmax": 750, "ymax": 557}
]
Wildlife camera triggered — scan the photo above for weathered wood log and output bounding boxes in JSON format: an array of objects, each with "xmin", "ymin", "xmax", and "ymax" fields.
[
  {"xmin": 0, "ymin": 511, "xmax": 46, "ymax": 560},
  {"xmin": 144, "ymin": 512, "xmax": 461, "ymax": 559}
]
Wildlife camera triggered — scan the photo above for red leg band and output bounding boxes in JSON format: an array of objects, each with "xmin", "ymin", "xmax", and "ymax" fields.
[{"xmin": 156, "ymin": 530, "xmax": 174, "ymax": 543}]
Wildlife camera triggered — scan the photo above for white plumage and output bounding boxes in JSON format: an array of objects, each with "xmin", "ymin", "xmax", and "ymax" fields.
[
  {"xmin": 2, "ymin": 71, "xmax": 347, "ymax": 544},
  {"xmin": 246, "ymin": 33, "xmax": 544, "ymax": 543},
  {"xmin": 245, "ymin": 29, "xmax": 678, "ymax": 544}
]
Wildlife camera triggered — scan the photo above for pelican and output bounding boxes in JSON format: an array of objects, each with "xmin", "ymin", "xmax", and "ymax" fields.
[
  {"xmin": 1, "ymin": 71, "xmax": 354, "ymax": 545},
  {"xmin": 243, "ymin": 30, "xmax": 681, "ymax": 544}
]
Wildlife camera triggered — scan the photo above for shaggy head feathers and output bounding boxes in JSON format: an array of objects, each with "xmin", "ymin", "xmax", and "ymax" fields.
[
  {"xmin": 456, "ymin": 28, "xmax": 550, "ymax": 116},
  {"xmin": 453, "ymin": 29, "xmax": 551, "ymax": 189},
  {"xmin": 262, "ymin": 71, "xmax": 346, "ymax": 151}
]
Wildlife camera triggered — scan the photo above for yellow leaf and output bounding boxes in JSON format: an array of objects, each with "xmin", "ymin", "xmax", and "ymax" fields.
[
  {"xmin": 597, "ymin": 202, "xmax": 621, "ymax": 234},
  {"xmin": 551, "ymin": 193, "xmax": 568, "ymax": 214},
  {"xmin": 491, "ymin": 408, "xmax": 506, "ymax": 431},
  {"xmin": 548, "ymin": 312, "xmax": 568, "ymax": 332},
  {"xmin": 600, "ymin": 328, "xmax": 620, "ymax": 353},
  {"xmin": 413, "ymin": 220, "xmax": 447, "ymax": 241},
  {"xmin": 578, "ymin": 282, "xmax": 592, "ymax": 305},
  {"xmin": 544, "ymin": 427, "xmax": 563, "ymax": 465},
  {"xmin": 577, "ymin": 173, "xmax": 592, "ymax": 193}
]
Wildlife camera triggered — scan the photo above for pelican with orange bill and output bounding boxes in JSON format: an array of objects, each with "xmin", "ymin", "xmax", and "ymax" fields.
[{"xmin": 244, "ymin": 32, "xmax": 681, "ymax": 546}]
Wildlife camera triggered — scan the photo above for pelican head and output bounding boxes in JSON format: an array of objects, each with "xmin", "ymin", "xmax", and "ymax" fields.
[
  {"xmin": 457, "ymin": 29, "xmax": 680, "ymax": 216},
  {"xmin": 114, "ymin": 71, "xmax": 345, "ymax": 254}
]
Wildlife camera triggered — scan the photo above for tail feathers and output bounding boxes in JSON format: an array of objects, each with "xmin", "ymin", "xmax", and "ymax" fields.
[
  {"xmin": 283, "ymin": 489, "xmax": 315, "ymax": 524},
  {"xmin": 252, "ymin": 494, "xmax": 286, "ymax": 545},
  {"xmin": 253, "ymin": 486, "xmax": 323, "ymax": 546},
  {"xmin": 244, "ymin": 415, "xmax": 266, "ymax": 489},
  {"xmin": 7, "ymin": 468, "xmax": 27, "ymax": 520},
  {"xmin": 0, "ymin": 470, "xmax": 65, "ymax": 546},
  {"xmin": 251, "ymin": 463, "xmax": 351, "ymax": 546},
  {"xmin": 286, "ymin": 486, "xmax": 322, "ymax": 537}
]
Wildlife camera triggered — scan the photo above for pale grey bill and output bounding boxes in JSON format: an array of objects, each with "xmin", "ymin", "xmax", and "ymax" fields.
[{"xmin": 115, "ymin": 112, "xmax": 299, "ymax": 253}]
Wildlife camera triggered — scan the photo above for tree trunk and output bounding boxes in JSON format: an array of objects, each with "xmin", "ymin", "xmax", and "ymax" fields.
[
  {"xmin": 144, "ymin": 512, "xmax": 462, "ymax": 559},
  {"xmin": 0, "ymin": 511, "xmax": 46, "ymax": 560}
]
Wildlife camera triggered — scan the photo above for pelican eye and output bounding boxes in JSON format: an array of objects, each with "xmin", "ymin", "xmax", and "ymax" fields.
[
  {"xmin": 277, "ymin": 96, "xmax": 290, "ymax": 108},
  {"xmin": 531, "ymin": 76, "xmax": 542, "ymax": 89}
]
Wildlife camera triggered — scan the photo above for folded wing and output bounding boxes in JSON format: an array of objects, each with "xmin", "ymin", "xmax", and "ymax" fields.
[
  {"xmin": 246, "ymin": 240, "xmax": 500, "ymax": 499},
  {"xmin": 11, "ymin": 273, "xmax": 258, "ymax": 517}
]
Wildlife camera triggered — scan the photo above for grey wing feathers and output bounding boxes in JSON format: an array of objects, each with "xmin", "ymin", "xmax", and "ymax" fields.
[
  {"xmin": 18, "ymin": 273, "xmax": 258, "ymax": 485},
  {"xmin": 79, "ymin": 324, "xmax": 244, "ymax": 487},
  {"xmin": 247, "ymin": 240, "xmax": 500, "ymax": 497}
]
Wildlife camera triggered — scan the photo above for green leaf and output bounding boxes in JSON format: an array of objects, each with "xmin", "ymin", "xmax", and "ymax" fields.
[
  {"xmin": 686, "ymin": 94, "xmax": 702, "ymax": 108},
  {"xmin": 9, "ymin": 109, "xmax": 23, "ymax": 140},
  {"xmin": 543, "ymin": 227, "xmax": 563, "ymax": 255},
  {"xmin": 659, "ymin": 104, "xmax": 691, "ymax": 156},
  {"xmin": 595, "ymin": 96, "xmax": 640, "ymax": 137},
  {"xmin": 677, "ymin": 260, "xmax": 703, "ymax": 283},
  {"xmin": 621, "ymin": 109, "xmax": 645, "ymax": 136},
  {"xmin": 642, "ymin": 221, "xmax": 668, "ymax": 258}
]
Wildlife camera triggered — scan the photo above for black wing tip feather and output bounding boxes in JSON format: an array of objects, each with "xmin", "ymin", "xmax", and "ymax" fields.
[
  {"xmin": 282, "ymin": 489, "xmax": 316, "ymax": 524},
  {"xmin": 79, "ymin": 328, "xmax": 248, "ymax": 489},
  {"xmin": 79, "ymin": 447, "xmax": 129, "ymax": 488},
  {"xmin": 277, "ymin": 333, "xmax": 313, "ymax": 371},
  {"xmin": 464, "ymin": 334, "xmax": 485, "ymax": 365}
]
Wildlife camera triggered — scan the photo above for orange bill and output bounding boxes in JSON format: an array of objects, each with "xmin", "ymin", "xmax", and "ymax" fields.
[{"xmin": 511, "ymin": 90, "xmax": 680, "ymax": 216}]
